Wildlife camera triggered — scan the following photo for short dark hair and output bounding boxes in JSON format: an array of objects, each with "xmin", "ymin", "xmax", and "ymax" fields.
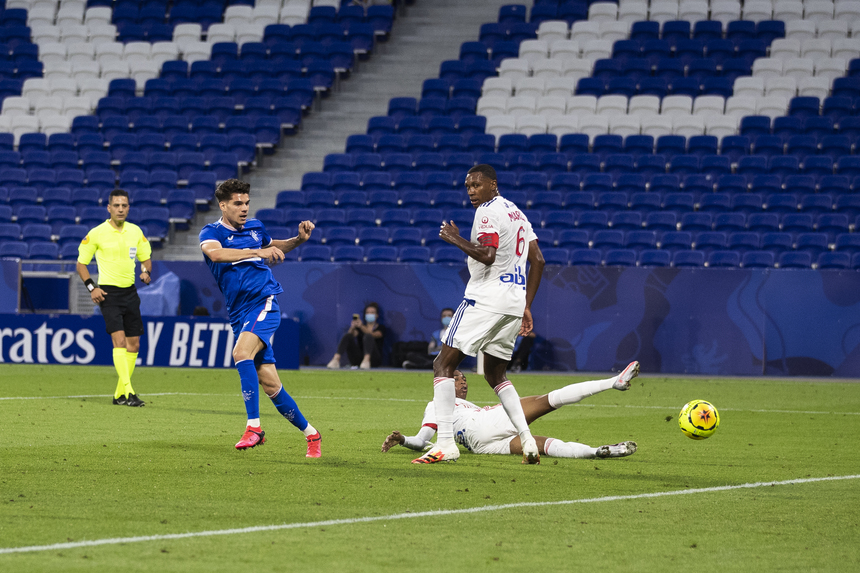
[
  {"xmin": 467, "ymin": 164, "xmax": 497, "ymax": 181},
  {"xmin": 108, "ymin": 189, "xmax": 129, "ymax": 203},
  {"xmin": 364, "ymin": 302, "xmax": 380, "ymax": 314},
  {"xmin": 215, "ymin": 179, "xmax": 250, "ymax": 203},
  {"xmin": 441, "ymin": 307, "xmax": 454, "ymax": 315}
]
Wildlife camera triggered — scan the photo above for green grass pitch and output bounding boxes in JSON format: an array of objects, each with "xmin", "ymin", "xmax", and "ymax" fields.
[{"xmin": 1, "ymin": 364, "xmax": 858, "ymax": 572}]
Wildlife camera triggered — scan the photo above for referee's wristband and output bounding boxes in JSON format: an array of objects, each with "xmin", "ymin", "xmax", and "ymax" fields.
[
  {"xmin": 84, "ymin": 278, "xmax": 96, "ymax": 292},
  {"xmin": 141, "ymin": 269, "xmax": 151, "ymax": 275}
]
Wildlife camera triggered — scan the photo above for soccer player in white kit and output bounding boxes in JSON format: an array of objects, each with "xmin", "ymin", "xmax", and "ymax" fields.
[
  {"xmin": 412, "ymin": 164, "xmax": 546, "ymax": 465},
  {"xmin": 382, "ymin": 363, "xmax": 639, "ymax": 458}
]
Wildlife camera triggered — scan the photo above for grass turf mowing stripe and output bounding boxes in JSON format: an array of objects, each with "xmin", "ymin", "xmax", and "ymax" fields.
[
  {"xmin": 2, "ymin": 474, "xmax": 858, "ymax": 555},
  {"xmin": 3, "ymin": 393, "xmax": 860, "ymax": 416}
]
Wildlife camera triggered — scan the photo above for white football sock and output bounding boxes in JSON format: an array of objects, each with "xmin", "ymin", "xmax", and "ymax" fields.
[
  {"xmin": 547, "ymin": 376, "xmax": 617, "ymax": 409},
  {"xmin": 495, "ymin": 382, "xmax": 532, "ymax": 440},
  {"xmin": 302, "ymin": 424, "xmax": 317, "ymax": 438},
  {"xmin": 432, "ymin": 377, "xmax": 456, "ymax": 449},
  {"xmin": 545, "ymin": 438, "xmax": 597, "ymax": 459}
]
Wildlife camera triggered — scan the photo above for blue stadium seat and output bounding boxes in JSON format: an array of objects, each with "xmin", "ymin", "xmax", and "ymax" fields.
[
  {"xmin": 705, "ymin": 250, "xmax": 740, "ymax": 268},
  {"xmin": 672, "ymin": 250, "xmax": 705, "ymax": 267},
  {"xmin": 817, "ymin": 252, "xmax": 851, "ymax": 270},
  {"xmin": 556, "ymin": 230, "xmax": 589, "ymax": 249},
  {"xmin": 760, "ymin": 232, "xmax": 793, "ymax": 253},
  {"xmin": 604, "ymin": 249, "xmax": 637, "ymax": 267},
  {"xmin": 728, "ymin": 232, "xmax": 760, "ymax": 252},
  {"xmin": 741, "ymin": 250, "xmax": 775, "ymax": 268},
  {"xmin": 399, "ymin": 246, "xmax": 431, "ymax": 263},
  {"xmin": 300, "ymin": 245, "xmax": 332, "ymax": 262},
  {"xmin": 358, "ymin": 227, "xmax": 389, "ymax": 246},
  {"xmin": 433, "ymin": 245, "xmax": 464, "ymax": 264},
  {"xmin": 570, "ymin": 248, "xmax": 601, "ymax": 266},
  {"xmin": 0, "ymin": 241, "xmax": 28, "ymax": 259},
  {"xmin": 778, "ymin": 251, "xmax": 812, "ymax": 269},
  {"xmin": 636, "ymin": 249, "xmax": 669, "ymax": 267},
  {"xmin": 539, "ymin": 247, "xmax": 568, "ymax": 266},
  {"xmin": 365, "ymin": 245, "xmax": 398, "ymax": 262}
]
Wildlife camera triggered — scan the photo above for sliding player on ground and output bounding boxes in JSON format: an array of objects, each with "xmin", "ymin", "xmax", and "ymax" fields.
[{"xmin": 384, "ymin": 363, "xmax": 639, "ymax": 459}]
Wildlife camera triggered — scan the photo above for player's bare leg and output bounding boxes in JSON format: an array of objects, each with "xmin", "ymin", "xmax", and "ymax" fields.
[
  {"xmin": 509, "ymin": 436, "xmax": 637, "ymax": 459},
  {"xmin": 484, "ymin": 353, "xmax": 539, "ymax": 465},
  {"xmin": 412, "ymin": 345, "xmax": 463, "ymax": 464}
]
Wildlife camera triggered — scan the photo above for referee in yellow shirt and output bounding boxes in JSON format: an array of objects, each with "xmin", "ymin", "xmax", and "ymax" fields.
[{"xmin": 76, "ymin": 189, "xmax": 153, "ymax": 407}]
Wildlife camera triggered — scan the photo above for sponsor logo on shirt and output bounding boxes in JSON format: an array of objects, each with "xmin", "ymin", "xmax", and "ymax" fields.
[
  {"xmin": 227, "ymin": 235, "xmax": 234, "ymax": 242},
  {"xmin": 499, "ymin": 265, "xmax": 526, "ymax": 287}
]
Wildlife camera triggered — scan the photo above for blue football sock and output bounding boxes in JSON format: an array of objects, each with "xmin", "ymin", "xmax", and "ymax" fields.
[
  {"xmin": 270, "ymin": 386, "xmax": 309, "ymax": 431},
  {"xmin": 236, "ymin": 359, "xmax": 260, "ymax": 422}
]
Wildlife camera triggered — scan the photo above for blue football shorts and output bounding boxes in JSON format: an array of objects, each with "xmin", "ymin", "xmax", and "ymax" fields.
[{"xmin": 231, "ymin": 295, "xmax": 280, "ymax": 367}]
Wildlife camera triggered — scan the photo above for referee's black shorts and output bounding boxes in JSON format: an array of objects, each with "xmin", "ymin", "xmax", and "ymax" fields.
[{"xmin": 100, "ymin": 285, "xmax": 144, "ymax": 337}]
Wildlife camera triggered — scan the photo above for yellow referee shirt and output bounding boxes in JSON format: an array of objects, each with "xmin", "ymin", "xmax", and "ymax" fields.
[{"xmin": 77, "ymin": 220, "xmax": 152, "ymax": 288}]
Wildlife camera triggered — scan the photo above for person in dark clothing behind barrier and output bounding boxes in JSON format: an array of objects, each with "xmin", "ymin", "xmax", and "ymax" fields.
[
  {"xmin": 402, "ymin": 307, "xmax": 455, "ymax": 369},
  {"xmin": 327, "ymin": 302, "xmax": 387, "ymax": 369}
]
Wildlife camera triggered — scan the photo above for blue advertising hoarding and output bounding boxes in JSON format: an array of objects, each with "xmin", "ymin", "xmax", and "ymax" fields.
[{"xmin": 0, "ymin": 314, "xmax": 300, "ymax": 369}]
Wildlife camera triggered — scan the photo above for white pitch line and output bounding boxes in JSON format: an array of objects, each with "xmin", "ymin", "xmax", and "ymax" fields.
[
  {"xmin": 0, "ymin": 392, "xmax": 222, "ymax": 401},
  {"xmin": 1, "ymin": 474, "xmax": 857, "ymax": 555},
  {"xmin": 1, "ymin": 393, "xmax": 859, "ymax": 416}
]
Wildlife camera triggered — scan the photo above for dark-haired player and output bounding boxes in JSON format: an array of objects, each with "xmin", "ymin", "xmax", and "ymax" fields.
[
  {"xmin": 383, "ymin": 364, "xmax": 639, "ymax": 458},
  {"xmin": 199, "ymin": 179, "xmax": 321, "ymax": 456},
  {"xmin": 77, "ymin": 188, "xmax": 151, "ymax": 407},
  {"xmin": 413, "ymin": 165, "xmax": 546, "ymax": 464}
]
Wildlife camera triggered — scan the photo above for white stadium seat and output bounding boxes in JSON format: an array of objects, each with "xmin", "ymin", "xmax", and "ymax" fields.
[
  {"xmin": 536, "ymin": 96, "xmax": 567, "ymax": 116},
  {"xmin": 485, "ymin": 115, "xmax": 517, "ymax": 139},
  {"xmin": 537, "ymin": 21, "xmax": 570, "ymax": 45},
  {"xmin": 515, "ymin": 77, "xmax": 546, "ymax": 98},
  {"xmin": 673, "ymin": 114, "xmax": 705, "ymax": 137},
  {"xmin": 516, "ymin": 115, "xmax": 548, "ymax": 136},
  {"xmin": 482, "ymin": 77, "xmax": 513, "ymax": 98},
  {"xmin": 547, "ymin": 114, "xmax": 580, "ymax": 136}
]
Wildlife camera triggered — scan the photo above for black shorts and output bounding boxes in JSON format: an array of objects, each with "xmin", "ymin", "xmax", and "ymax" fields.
[{"xmin": 100, "ymin": 285, "xmax": 144, "ymax": 337}]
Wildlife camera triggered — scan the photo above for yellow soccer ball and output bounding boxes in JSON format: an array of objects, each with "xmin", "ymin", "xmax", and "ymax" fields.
[{"xmin": 679, "ymin": 400, "xmax": 720, "ymax": 440}]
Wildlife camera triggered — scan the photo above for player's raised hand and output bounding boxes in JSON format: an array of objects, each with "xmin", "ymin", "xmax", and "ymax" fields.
[
  {"xmin": 519, "ymin": 307, "xmax": 533, "ymax": 336},
  {"xmin": 297, "ymin": 220, "xmax": 315, "ymax": 241},
  {"xmin": 381, "ymin": 431, "xmax": 405, "ymax": 452},
  {"xmin": 258, "ymin": 246, "xmax": 286, "ymax": 265},
  {"xmin": 439, "ymin": 220, "xmax": 460, "ymax": 244}
]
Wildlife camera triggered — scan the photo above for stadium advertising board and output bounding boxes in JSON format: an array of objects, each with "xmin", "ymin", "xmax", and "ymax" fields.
[{"xmin": 0, "ymin": 315, "xmax": 299, "ymax": 369}]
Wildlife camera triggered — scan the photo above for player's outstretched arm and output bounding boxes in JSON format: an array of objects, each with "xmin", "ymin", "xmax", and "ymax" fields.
[
  {"xmin": 520, "ymin": 239, "xmax": 545, "ymax": 336},
  {"xmin": 381, "ymin": 431, "xmax": 405, "ymax": 452},
  {"xmin": 439, "ymin": 221, "xmax": 496, "ymax": 265},
  {"xmin": 381, "ymin": 427, "xmax": 436, "ymax": 452},
  {"xmin": 270, "ymin": 220, "xmax": 315, "ymax": 254},
  {"xmin": 201, "ymin": 241, "xmax": 285, "ymax": 265}
]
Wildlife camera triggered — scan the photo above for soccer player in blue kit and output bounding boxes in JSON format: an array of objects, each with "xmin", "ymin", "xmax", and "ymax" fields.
[{"xmin": 199, "ymin": 179, "xmax": 321, "ymax": 456}]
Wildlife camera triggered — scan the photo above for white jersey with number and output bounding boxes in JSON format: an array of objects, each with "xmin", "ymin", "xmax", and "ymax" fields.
[
  {"xmin": 421, "ymin": 398, "xmax": 478, "ymax": 438},
  {"xmin": 464, "ymin": 195, "xmax": 536, "ymax": 316},
  {"xmin": 420, "ymin": 398, "xmax": 518, "ymax": 454}
]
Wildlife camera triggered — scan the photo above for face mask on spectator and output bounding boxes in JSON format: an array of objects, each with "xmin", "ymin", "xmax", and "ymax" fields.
[
  {"xmin": 441, "ymin": 316, "xmax": 452, "ymax": 327},
  {"xmin": 365, "ymin": 313, "xmax": 377, "ymax": 323}
]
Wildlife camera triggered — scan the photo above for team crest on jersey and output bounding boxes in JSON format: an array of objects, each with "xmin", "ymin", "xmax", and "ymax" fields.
[{"xmin": 250, "ymin": 230, "xmax": 260, "ymax": 242}]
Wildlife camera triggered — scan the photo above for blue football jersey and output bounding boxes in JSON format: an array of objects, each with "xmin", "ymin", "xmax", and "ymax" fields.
[{"xmin": 199, "ymin": 218, "xmax": 284, "ymax": 324}]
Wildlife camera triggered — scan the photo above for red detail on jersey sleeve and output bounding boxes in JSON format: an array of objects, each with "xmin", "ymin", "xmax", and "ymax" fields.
[
  {"xmin": 477, "ymin": 232, "xmax": 500, "ymax": 248},
  {"xmin": 422, "ymin": 423, "xmax": 438, "ymax": 431}
]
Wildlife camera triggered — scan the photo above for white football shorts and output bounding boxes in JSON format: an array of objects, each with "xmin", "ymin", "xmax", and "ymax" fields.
[
  {"xmin": 460, "ymin": 404, "xmax": 517, "ymax": 455},
  {"xmin": 446, "ymin": 300, "xmax": 522, "ymax": 361}
]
